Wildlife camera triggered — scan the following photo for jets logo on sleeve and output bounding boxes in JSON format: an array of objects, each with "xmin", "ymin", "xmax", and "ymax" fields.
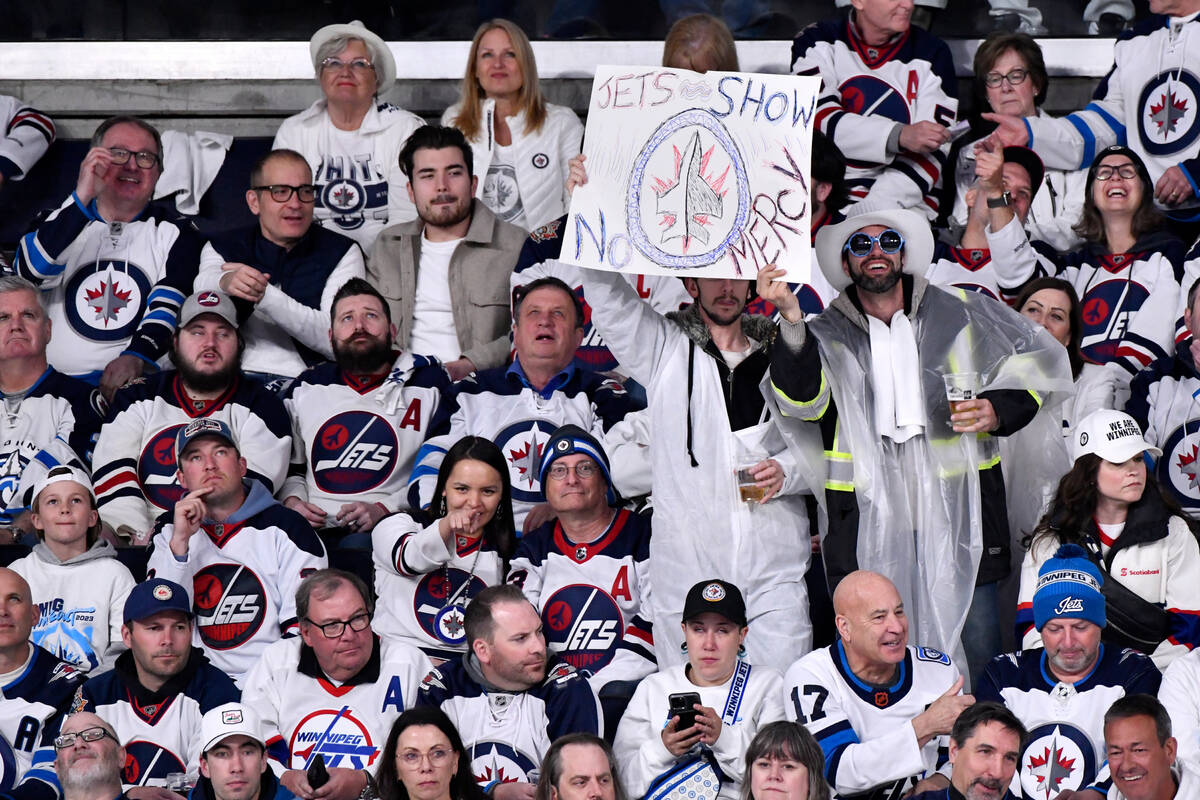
[
  {"xmin": 542, "ymin": 585, "xmax": 623, "ymax": 672},
  {"xmin": 312, "ymin": 411, "xmax": 398, "ymax": 494},
  {"xmin": 139, "ymin": 424, "xmax": 186, "ymax": 510},
  {"xmin": 192, "ymin": 564, "xmax": 266, "ymax": 650},
  {"xmin": 122, "ymin": 741, "xmax": 186, "ymax": 786},
  {"xmin": 65, "ymin": 262, "xmax": 152, "ymax": 342},
  {"xmin": 290, "ymin": 708, "xmax": 378, "ymax": 770}
]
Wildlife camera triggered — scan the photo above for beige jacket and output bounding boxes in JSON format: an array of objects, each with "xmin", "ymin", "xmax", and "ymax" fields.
[{"xmin": 367, "ymin": 202, "xmax": 526, "ymax": 370}]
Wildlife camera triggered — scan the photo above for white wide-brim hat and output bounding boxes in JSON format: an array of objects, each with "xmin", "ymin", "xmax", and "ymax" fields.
[
  {"xmin": 309, "ymin": 20, "xmax": 396, "ymax": 95},
  {"xmin": 813, "ymin": 207, "xmax": 935, "ymax": 291}
]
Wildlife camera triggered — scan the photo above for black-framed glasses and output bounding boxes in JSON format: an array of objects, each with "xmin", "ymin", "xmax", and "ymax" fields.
[
  {"xmin": 320, "ymin": 57, "xmax": 375, "ymax": 73},
  {"xmin": 55, "ymin": 727, "xmax": 116, "ymax": 750},
  {"xmin": 983, "ymin": 68, "xmax": 1030, "ymax": 88},
  {"xmin": 252, "ymin": 184, "xmax": 317, "ymax": 203},
  {"xmin": 547, "ymin": 462, "xmax": 599, "ymax": 481},
  {"xmin": 304, "ymin": 612, "xmax": 371, "ymax": 639},
  {"xmin": 109, "ymin": 147, "xmax": 160, "ymax": 169},
  {"xmin": 844, "ymin": 229, "xmax": 905, "ymax": 257},
  {"xmin": 1094, "ymin": 164, "xmax": 1139, "ymax": 181}
]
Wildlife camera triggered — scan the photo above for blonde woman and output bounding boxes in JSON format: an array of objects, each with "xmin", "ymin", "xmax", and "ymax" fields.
[{"xmin": 442, "ymin": 19, "xmax": 582, "ymax": 231}]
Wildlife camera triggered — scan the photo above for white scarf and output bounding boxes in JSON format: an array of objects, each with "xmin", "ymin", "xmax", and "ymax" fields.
[{"xmin": 868, "ymin": 310, "xmax": 926, "ymax": 442}]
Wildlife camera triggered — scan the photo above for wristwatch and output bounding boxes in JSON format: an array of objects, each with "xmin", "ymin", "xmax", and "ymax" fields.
[{"xmin": 986, "ymin": 191, "xmax": 1012, "ymax": 209}]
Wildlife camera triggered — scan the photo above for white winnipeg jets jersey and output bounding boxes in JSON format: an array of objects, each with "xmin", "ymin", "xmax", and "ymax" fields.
[
  {"xmin": 74, "ymin": 647, "xmax": 240, "ymax": 787},
  {"xmin": 784, "ymin": 643, "xmax": 959, "ymax": 800},
  {"xmin": 146, "ymin": 497, "xmax": 329, "ymax": 683},
  {"xmin": 508, "ymin": 509, "xmax": 656, "ymax": 691},
  {"xmin": 976, "ymin": 646, "xmax": 1162, "ymax": 798},
  {"xmin": 241, "ymin": 635, "xmax": 431, "ymax": 772},
  {"xmin": 372, "ymin": 514, "xmax": 506, "ymax": 663},
  {"xmin": 283, "ymin": 353, "xmax": 448, "ymax": 519},
  {"xmin": 94, "ymin": 372, "xmax": 291, "ymax": 537}
]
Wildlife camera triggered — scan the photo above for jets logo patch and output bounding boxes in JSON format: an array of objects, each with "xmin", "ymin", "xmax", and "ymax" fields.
[
  {"xmin": 470, "ymin": 741, "xmax": 538, "ymax": 785},
  {"xmin": 1020, "ymin": 723, "xmax": 1096, "ymax": 799},
  {"xmin": 1138, "ymin": 70, "xmax": 1200, "ymax": 155},
  {"xmin": 542, "ymin": 584, "xmax": 624, "ymax": 672},
  {"xmin": 122, "ymin": 741, "xmax": 186, "ymax": 787},
  {"xmin": 412, "ymin": 569, "xmax": 489, "ymax": 642},
  {"xmin": 192, "ymin": 563, "xmax": 267, "ymax": 650},
  {"xmin": 290, "ymin": 708, "xmax": 378, "ymax": 770},
  {"xmin": 138, "ymin": 424, "xmax": 187, "ymax": 510},
  {"xmin": 64, "ymin": 261, "xmax": 152, "ymax": 342},
  {"xmin": 312, "ymin": 410, "xmax": 399, "ymax": 494},
  {"xmin": 494, "ymin": 420, "xmax": 556, "ymax": 503}
]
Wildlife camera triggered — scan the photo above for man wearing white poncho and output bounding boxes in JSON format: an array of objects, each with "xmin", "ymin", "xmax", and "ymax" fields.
[{"xmin": 763, "ymin": 207, "xmax": 1073, "ymax": 682}]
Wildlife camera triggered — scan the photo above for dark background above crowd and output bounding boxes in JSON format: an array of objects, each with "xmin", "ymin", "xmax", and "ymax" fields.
[{"xmin": 0, "ymin": 0, "xmax": 1159, "ymax": 39}]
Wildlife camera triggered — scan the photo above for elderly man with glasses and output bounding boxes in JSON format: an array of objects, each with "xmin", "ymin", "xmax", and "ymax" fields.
[
  {"xmin": 763, "ymin": 206, "xmax": 1073, "ymax": 685},
  {"xmin": 14, "ymin": 115, "xmax": 206, "ymax": 401},
  {"xmin": 54, "ymin": 713, "xmax": 128, "ymax": 800},
  {"xmin": 240, "ymin": 569, "xmax": 431, "ymax": 800},
  {"xmin": 195, "ymin": 149, "xmax": 365, "ymax": 389}
]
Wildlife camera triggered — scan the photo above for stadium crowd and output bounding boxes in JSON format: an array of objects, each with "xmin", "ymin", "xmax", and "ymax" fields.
[{"xmin": 3, "ymin": 1, "xmax": 1200, "ymax": 799}]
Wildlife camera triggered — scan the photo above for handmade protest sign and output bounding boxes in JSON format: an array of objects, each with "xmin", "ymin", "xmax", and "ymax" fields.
[{"xmin": 564, "ymin": 66, "xmax": 820, "ymax": 281}]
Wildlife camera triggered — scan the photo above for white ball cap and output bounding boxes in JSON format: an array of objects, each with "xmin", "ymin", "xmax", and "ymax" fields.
[
  {"xmin": 1072, "ymin": 409, "xmax": 1162, "ymax": 464},
  {"xmin": 30, "ymin": 465, "xmax": 94, "ymax": 507},
  {"xmin": 200, "ymin": 703, "xmax": 265, "ymax": 754}
]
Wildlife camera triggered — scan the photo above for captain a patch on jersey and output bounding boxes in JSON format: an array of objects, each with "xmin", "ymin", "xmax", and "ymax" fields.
[
  {"xmin": 192, "ymin": 564, "xmax": 267, "ymax": 650},
  {"xmin": 311, "ymin": 411, "xmax": 398, "ymax": 494}
]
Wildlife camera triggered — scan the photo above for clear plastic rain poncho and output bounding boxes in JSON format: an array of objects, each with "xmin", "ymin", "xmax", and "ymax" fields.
[{"xmin": 774, "ymin": 284, "xmax": 1075, "ymax": 670}]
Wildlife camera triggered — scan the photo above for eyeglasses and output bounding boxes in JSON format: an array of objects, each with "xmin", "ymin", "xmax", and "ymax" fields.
[
  {"xmin": 55, "ymin": 727, "xmax": 116, "ymax": 750},
  {"xmin": 547, "ymin": 462, "xmax": 599, "ymax": 481},
  {"xmin": 303, "ymin": 612, "xmax": 371, "ymax": 639},
  {"xmin": 109, "ymin": 147, "xmax": 160, "ymax": 169},
  {"xmin": 844, "ymin": 229, "xmax": 905, "ymax": 257},
  {"xmin": 984, "ymin": 68, "xmax": 1030, "ymax": 88},
  {"xmin": 321, "ymin": 57, "xmax": 375, "ymax": 73},
  {"xmin": 1094, "ymin": 164, "xmax": 1139, "ymax": 181},
  {"xmin": 252, "ymin": 184, "xmax": 317, "ymax": 203},
  {"xmin": 398, "ymin": 748, "xmax": 454, "ymax": 768}
]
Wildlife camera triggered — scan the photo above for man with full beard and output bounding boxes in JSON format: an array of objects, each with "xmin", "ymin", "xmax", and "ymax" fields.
[
  {"xmin": 92, "ymin": 292, "xmax": 291, "ymax": 543},
  {"xmin": 764, "ymin": 207, "xmax": 1073, "ymax": 683},
  {"xmin": 282, "ymin": 279, "xmax": 449, "ymax": 545},
  {"xmin": 55, "ymin": 713, "xmax": 127, "ymax": 800}
]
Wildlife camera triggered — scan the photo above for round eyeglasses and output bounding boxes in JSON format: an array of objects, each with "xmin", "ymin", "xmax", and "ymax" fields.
[{"xmin": 844, "ymin": 229, "xmax": 905, "ymax": 257}]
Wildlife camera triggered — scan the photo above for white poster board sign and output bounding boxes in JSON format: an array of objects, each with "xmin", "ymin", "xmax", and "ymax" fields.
[{"xmin": 563, "ymin": 66, "xmax": 820, "ymax": 281}]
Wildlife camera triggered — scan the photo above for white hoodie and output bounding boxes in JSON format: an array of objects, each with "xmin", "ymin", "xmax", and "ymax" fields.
[{"xmin": 10, "ymin": 539, "xmax": 135, "ymax": 672}]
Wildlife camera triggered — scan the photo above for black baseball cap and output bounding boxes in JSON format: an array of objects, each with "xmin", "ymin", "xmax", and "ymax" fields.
[{"xmin": 682, "ymin": 579, "xmax": 747, "ymax": 627}]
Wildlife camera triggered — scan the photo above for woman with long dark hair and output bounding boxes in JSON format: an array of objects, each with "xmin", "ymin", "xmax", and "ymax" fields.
[
  {"xmin": 375, "ymin": 707, "xmax": 487, "ymax": 800},
  {"xmin": 372, "ymin": 436, "xmax": 515, "ymax": 663},
  {"xmin": 1017, "ymin": 409, "xmax": 1200, "ymax": 669},
  {"xmin": 991, "ymin": 146, "xmax": 1185, "ymax": 414},
  {"xmin": 442, "ymin": 19, "xmax": 582, "ymax": 231}
]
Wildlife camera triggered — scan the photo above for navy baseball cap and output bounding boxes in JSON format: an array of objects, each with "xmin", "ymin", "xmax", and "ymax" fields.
[
  {"xmin": 124, "ymin": 578, "xmax": 192, "ymax": 624},
  {"xmin": 176, "ymin": 418, "xmax": 238, "ymax": 461}
]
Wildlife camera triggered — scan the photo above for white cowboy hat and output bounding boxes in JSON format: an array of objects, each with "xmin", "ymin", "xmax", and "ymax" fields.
[
  {"xmin": 813, "ymin": 207, "xmax": 935, "ymax": 291},
  {"xmin": 309, "ymin": 20, "xmax": 396, "ymax": 95}
]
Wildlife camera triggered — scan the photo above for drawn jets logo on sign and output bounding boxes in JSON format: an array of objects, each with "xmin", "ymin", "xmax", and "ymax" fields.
[
  {"xmin": 654, "ymin": 130, "xmax": 727, "ymax": 251},
  {"xmin": 628, "ymin": 109, "xmax": 750, "ymax": 270}
]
